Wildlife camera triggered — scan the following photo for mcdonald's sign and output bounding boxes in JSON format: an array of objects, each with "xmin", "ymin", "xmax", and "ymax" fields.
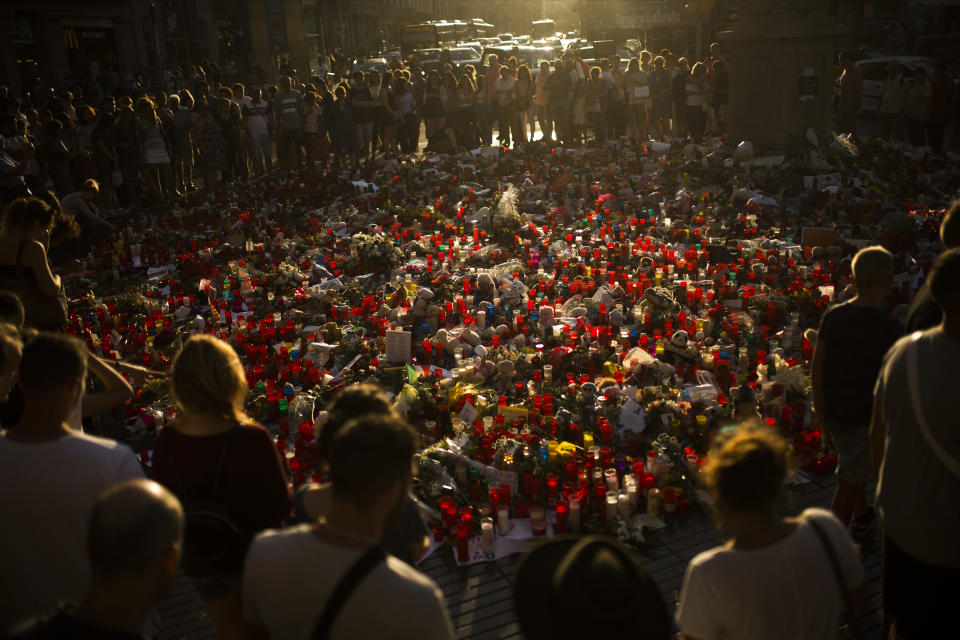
[{"xmin": 63, "ymin": 28, "xmax": 80, "ymax": 50}]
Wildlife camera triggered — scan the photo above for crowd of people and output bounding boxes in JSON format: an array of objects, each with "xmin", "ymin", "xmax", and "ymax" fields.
[
  {"xmin": 1, "ymin": 44, "xmax": 735, "ymax": 209},
  {"xmin": 0, "ymin": 34, "xmax": 959, "ymax": 640}
]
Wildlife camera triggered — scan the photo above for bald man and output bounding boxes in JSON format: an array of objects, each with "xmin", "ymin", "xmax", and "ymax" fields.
[{"xmin": 13, "ymin": 479, "xmax": 184, "ymax": 638}]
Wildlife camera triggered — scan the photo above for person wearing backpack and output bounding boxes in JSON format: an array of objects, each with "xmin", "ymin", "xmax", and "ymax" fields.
[
  {"xmin": 242, "ymin": 414, "xmax": 454, "ymax": 640},
  {"xmin": 152, "ymin": 334, "xmax": 291, "ymax": 640}
]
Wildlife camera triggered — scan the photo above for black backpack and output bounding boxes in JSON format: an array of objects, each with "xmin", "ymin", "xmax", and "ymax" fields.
[{"xmin": 172, "ymin": 427, "xmax": 248, "ymax": 577}]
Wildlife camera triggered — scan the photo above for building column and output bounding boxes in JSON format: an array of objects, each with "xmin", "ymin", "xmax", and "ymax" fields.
[
  {"xmin": 284, "ymin": 0, "xmax": 309, "ymax": 77},
  {"xmin": 248, "ymin": 0, "xmax": 273, "ymax": 78}
]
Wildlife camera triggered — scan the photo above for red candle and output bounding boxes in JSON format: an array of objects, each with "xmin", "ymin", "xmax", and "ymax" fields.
[
  {"xmin": 555, "ymin": 499, "xmax": 569, "ymax": 533},
  {"xmin": 456, "ymin": 523, "xmax": 470, "ymax": 562}
]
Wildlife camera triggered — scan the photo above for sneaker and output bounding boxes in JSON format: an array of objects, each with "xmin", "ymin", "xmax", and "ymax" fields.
[{"xmin": 850, "ymin": 507, "xmax": 877, "ymax": 542}]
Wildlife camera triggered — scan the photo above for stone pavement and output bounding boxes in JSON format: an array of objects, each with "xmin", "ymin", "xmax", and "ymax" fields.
[{"xmin": 154, "ymin": 472, "xmax": 885, "ymax": 640}]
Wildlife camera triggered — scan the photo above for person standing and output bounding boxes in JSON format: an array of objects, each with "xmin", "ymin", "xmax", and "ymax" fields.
[
  {"xmin": 0, "ymin": 334, "xmax": 144, "ymax": 634},
  {"xmin": 672, "ymin": 57, "xmax": 690, "ymax": 137},
  {"xmin": 871, "ymin": 248, "xmax": 960, "ymax": 639},
  {"xmin": 812, "ymin": 246, "xmax": 902, "ymax": 537},
  {"xmin": 534, "ymin": 61, "xmax": 552, "ymax": 142},
  {"xmin": 904, "ymin": 67, "xmax": 933, "ymax": 147},
  {"xmin": 676, "ymin": 425, "xmax": 866, "ymax": 640},
  {"xmin": 244, "ymin": 86, "xmax": 273, "ymax": 176},
  {"xmin": 836, "ymin": 52, "xmax": 862, "ymax": 137},
  {"xmin": 242, "ymin": 414, "xmax": 454, "ymax": 640},
  {"xmin": 494, "ymin": 66, "xmax": 518, "ymax": 147},
  {"xmin": 273, "ymin": 76, "xmax": 304, "ymax": 170},
  {"xmin": 878, "ymin": 63, "xmax": 906, "ymax": 141},
  {"xmin": 546, "ymin": 59, "xmax": 572, "ymax": 145},
  {"xmin": 151, "ymin": 335, "xmax": 291, "ymax": 640},
  {"xmin": 623, "ymin": 57, "xmax": 648, "ymax": 141},
  {"xmin": 685, "ymin": 62, "xmax": 709, "ymax": 142}
]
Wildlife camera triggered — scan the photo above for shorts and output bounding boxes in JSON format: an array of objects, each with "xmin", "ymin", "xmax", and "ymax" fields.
[
  {"xmin": 827, "ymin": 421, "xmax": 871, "ymax": 485},
  {"xmin": 884, "ymin": 535, "xmax": 960, "ymax": 638},
  {"xmin": 250, "ymin": 132, "xmax": 273, "ymax": 161},
  {"xmin": 355, "ymin": 121, "xmax": 373, "ymax": 146},
  {"xmin": 191, "ymin": 574, "xmax": 242, "ymax": 602}
]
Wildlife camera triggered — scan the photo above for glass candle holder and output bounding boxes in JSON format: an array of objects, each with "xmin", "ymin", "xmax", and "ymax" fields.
[{"xmin": 605, "ymin": 491, "xmax": 619, "ymax": 522}]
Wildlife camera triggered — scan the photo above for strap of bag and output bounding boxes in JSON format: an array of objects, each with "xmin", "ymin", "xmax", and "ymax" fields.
[
  {"xmin": 806, "ymin": 517, "xmax": 864, "ymax": 640},
  {"xmin": 906, "ymin": 331, "xmax": 960, "ymax": 479},
  {"xmin": 310, "ymin": 546, "xmax": 386, "ymax": 640}
]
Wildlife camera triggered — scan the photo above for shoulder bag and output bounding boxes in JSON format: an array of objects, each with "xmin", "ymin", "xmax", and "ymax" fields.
[{"xmin": 807, "ymin": 516, "xmax": 865, "ymax": 640}]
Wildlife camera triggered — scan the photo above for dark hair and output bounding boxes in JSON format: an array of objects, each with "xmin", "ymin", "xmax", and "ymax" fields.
[
  {"xmin": 87, "ymin": 480, "xmax": 184, "ymax": 577},
  {"xmin": 0, "ymin": 290, "xmax": 25, "ymax": 327},
  {"xmin": 941, "ymin": 200, "xmax": 960, "ymax": 249},
  {"xmin": 328, "ymin": 414, "xmax": 418, "ymax": 508},
  {"xmin": 319, "ymin": 383, "xmax": 395, "ymax": 462},
  {"xmin": 928, "ymin": 247, "xmax": 960, "ymax": 313},
  {"xmin": 19, "ymin": 332, "xmax": 87, "ymax": 394},
  {"xmin": 706, "ymin": 424, "xmax": 789, "ymax": 514},
  {"xmin": 1, "ymin": 197, "xmax": 55, "ymax": 234}
]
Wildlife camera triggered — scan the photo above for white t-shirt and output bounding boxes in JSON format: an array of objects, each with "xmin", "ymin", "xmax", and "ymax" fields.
[
  {"xmin": 243, "ymin": 524, "xmax": 454, "ymax": 640},
  {"xmin": 0, "ymin": 432, "xmax": 144, "ymax": 633},
  {"xmin": 676, "ymin": 508, "xmax": 863, "ymax": 640}
]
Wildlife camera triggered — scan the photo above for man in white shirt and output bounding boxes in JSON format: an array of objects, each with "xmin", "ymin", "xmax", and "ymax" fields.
[
  {"xmin": 243, "ymin": 414, "xmax": 454, "ymax": 640},
  {"xmin": 244, "ymin": 86, "xmax": 274, "ymax": 175},
  {"xmin": 0, "ymin": 334, "xmax": 144, "ymax": 634}
]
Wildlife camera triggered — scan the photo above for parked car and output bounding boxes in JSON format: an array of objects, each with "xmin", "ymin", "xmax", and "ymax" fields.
[
  {"xmin": 854, "ymin": 55, "xmax": 937, "ymax": 113},
  {"xmin": 351, "ymin": 57, "xmax": 387, "ymax": 75},
  {"xmin": 446, "ymin": 47, "xmax": 481, "ymax": 70},
  {"xmin": 415, "ymin": 48, "xmax": 442, "ymax": 72},
  {"xmin": 480, "ymin": 46, "xmax": 556, "ymax": 77}
]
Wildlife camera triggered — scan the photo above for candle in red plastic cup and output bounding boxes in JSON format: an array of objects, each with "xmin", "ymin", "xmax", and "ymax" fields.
[
  {"xmin": 555, "ymin": 499, "xmax": 569, "ymax": 534},
  {"xmin": 456, "ymin": 523, "xmax": 470, "ymax": 562}
]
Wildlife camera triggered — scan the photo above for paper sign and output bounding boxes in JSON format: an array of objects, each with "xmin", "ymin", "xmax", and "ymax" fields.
[
  {"xmin": 618, "ymin": 398, "xmax": 647, "ymax": 434},
  {"xmin": 801, "ymin": 227, "xmax": 836, "ymax": 247},
  {"xmin": 459, "ymin": 401, "xmax": 479, "ymax": 425},
  {"xmin": 385, "ymin": 329, "xmax": 411, "ymax": 363},
  {"xmin": 451, "ymin": 533, "xmax": 533, "ymax": 566}
]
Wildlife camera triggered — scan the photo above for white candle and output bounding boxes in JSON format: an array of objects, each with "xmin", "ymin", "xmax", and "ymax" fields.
[
  {"xmin": 606, "ymin": 492, "xmax": 618, "ymax": 522},
  {"xmin": 647, "ymin": 488, "xmax": 661, "ymax": 517},
  {"xmin": 626, "ymin": 480, "xmax": 639, "ymax": 508},
  {"xmin": 604, "ymin": 468, "xmax": 619, "ymax": 492},
  {"xmin": 618, "ymin": 492, "xmax": 631, "ymax": 520},
  {"xmin": 497, "ymin": 506, "xmax": 509, "ymax": 535},
  {"xmin": 481, "ymin": 518, "xmax": 494, "ymax": 554},
  {"xmin": 477, "ymin": 310, "xmax": 486, "ymax": 329}
]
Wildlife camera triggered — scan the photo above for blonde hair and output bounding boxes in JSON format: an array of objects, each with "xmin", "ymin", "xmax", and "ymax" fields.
[
  {"xmin": 705, "ymin": 423, "xmax": 791, "ymax": 516},
  {"xmin": 851, "ymin": 245, "xmax": 894, "ymax": 290},
  {"xmin": 170, "ymin": 335, "xmax": 248, "ymax": 422}
]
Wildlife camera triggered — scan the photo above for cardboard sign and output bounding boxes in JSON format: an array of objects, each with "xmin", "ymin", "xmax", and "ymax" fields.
[
  {"xmin": 384, "ymin": 329, "xmax": 411, "ymax": 363},
  {"xmin": 801, "ymin": 227, "xmax": 837, "ymax": 248}
]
